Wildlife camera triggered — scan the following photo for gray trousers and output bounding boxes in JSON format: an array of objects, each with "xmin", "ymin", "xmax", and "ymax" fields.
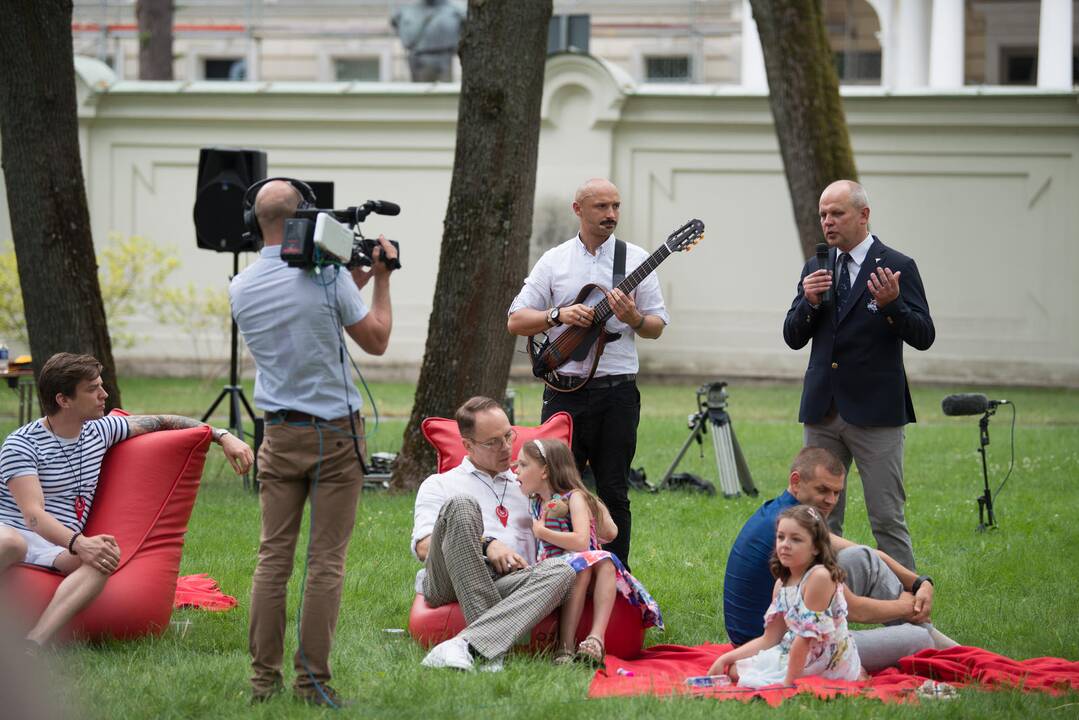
[
  {"xmin": 839, "ymin": 545, "xmax": 936, "ymax": 672},
  {"xmin": 805, "ymin": 413, "xmax": 916, "ymax": 571},
  {"xmin": 422, "ymin": 495, "xmax": 576, "ymax": 659}
]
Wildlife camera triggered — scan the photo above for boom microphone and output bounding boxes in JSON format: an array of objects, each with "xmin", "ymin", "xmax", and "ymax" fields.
[
  {"xmin": 815, "ymin": 243, "xmax": 832, "ymax": 305},
  {"xmin": 941, "ymin": 393, "xmax": 1010, "ymax": 416}
]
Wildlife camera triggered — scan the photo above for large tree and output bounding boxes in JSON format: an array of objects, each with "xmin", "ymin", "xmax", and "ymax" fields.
[
  {"xmin": 750, "ymin": 0, "xmax": 859, "ymax": 258},
  {"xmin": 0, "ymin": 1, "xmax": 122, "ymax": 407},
  {"xmin": 137, "ymin": 0, "xmax": 174, "ymax": 80},
  {"xmin": 390, "ymin": 0, "xmax": 553, "ymax": 489}
]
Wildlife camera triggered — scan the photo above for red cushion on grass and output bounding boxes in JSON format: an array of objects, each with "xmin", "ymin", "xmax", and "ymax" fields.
[
  {"xmin": 408, "ymin": 591, "xmax": 645, "ymax": 659},
  {"xmin": 1, "ymin": 412, "xmax": 210, "ymax": 642},
  {"xmin": 421, "ymin": 412, "xmax": 573, "ymax": 473}
]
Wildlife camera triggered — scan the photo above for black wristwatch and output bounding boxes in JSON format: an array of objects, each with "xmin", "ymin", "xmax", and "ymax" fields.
[
  {"xmin": 481, "ymin": 536, "xmax": 496, "ymax": 556},
  {"xmin": 911, "ymin": 575, "xmax": 933, "ymax": 595},
  {"xmin": 547, "ymin": 307, "xmax": 561, "ymax": 327}
]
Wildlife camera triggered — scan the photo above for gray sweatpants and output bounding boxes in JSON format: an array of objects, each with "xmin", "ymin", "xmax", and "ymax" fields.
[{"xmin": 839, "ymin": 545, "xmax": 936, "ymax": 671}]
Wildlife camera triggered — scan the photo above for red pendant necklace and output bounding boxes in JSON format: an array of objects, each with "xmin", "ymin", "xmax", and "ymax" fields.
[
  {"xmin": 480, "ymin": 475, "xmax": 511, "ymax": 527},
  {"xmin": 45, "ymin": 417, "xmax": 86, "ymax": 523}
]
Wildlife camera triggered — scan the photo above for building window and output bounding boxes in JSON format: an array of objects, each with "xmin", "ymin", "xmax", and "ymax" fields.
[
  {"xmin": 203, "ymin": 57, "xmax": 246, "ymax": 81},
  {"xmin": 548, "ymin": 14, "xmax": 590, "ymax": 54},
  {"xmin": 333, "ymin": 57, "xmax": 381, "ymax": 81},
  {"xmin": 833, "ymin": 51, "xmax": 881, "ymax": 84},
  {"xmin": 645, "ymin": 55, "xmax": 692, "ymax": 83}
]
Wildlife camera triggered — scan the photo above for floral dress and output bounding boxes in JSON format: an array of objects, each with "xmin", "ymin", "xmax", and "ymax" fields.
[
  {"xmin": 735, "ymin": 564, "xmax": 861, "ymax": 688},
  {"xmin": 531, "ymin": 492, "xmax": 664, "ymax": 630}
]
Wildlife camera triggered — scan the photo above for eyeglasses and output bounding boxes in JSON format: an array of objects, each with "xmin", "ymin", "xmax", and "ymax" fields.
[{"xmin": 468, "ymin": 428, "xmax": 517, "ymax": 451}]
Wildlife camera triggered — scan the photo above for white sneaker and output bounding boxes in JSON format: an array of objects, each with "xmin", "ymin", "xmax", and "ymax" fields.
[
  {"xmin": 478, "ymin": 655, "xmax": 504, "ymax": 673},
  {"xmin": 421, "ymin": 636, "xmax": 474, "ymax": 671}
]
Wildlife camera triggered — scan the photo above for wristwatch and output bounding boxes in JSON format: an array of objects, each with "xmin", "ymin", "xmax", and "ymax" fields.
[
  {"xmin": 211, "ymin": 427, "xmax": 230, "ymax": 443},
  {"xmin": 481, "ymin": 536, "xmax": 497, "ymax": 556},
  {"xmin": 547, "ymin": 307, "xmax": 561, "ymax": 327},
  {"xmin": 911, "ymin": 575, "xmax": 933, "ymax": 594}
]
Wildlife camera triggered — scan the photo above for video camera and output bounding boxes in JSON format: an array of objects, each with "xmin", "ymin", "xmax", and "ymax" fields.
[{"xmin": 281, "ymin": 200, "xmax": 402, "ymax": 271}]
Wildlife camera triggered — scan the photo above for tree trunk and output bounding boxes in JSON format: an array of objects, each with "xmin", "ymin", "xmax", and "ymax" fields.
[
  {"xmin": 0, "ymin": 1, "xmax": 122, "ymax": 408},
  {"xmin": 750, "ymin": 0, "xmax": 859, "ymax": 259},
  {"xmin": 137, "ymin": 0, "xmax": 175, "ymax": 81},
  {"xmin": 390, "ymin": 0, "xmax": 553, "ymax": 490}
]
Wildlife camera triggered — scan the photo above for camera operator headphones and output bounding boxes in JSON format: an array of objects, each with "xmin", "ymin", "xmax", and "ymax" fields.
[{"xmin": 241, "ymin": 177, "xmax": 318, "ymax": 244}]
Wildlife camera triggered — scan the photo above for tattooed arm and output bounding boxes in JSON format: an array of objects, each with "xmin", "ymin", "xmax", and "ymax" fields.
[{"xmin": 125, "ymin": 416, "xmax": 254, "ymax": 475}]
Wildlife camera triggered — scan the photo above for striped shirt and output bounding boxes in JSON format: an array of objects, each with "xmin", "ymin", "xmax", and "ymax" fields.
[{"xmin": 0, "ymin": 416, "xmax": 129, "ymax": 533}]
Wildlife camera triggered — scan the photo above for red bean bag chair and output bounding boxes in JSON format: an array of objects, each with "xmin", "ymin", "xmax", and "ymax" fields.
[
  {"xmin": 1, "ymin": 413, "xmax": 209, "ymax": 642},
  {"xmin": 407, "ymin": 411, "xmax": 647, "ymax": 659}
]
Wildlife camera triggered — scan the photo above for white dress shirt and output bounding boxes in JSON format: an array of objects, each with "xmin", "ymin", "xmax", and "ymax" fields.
[
  {"xmin": 837, "ymin": 233, "xmax": 874, "ymax": 290},
  {"xmin": 411, "ymin": 456, "xmax": 535, "ymax": 562},
  {"xmin": 508, "ymin": 234, "xmax": 670, "ymax": 377}
]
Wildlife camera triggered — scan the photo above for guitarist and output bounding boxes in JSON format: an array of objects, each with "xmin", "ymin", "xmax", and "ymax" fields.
[{"xmin": 507, "ymin": 178, "xmax": 669, "ymax": 568}]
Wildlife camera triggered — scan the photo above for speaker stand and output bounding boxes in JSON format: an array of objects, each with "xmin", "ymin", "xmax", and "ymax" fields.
[{"xmin": 201, "ymin": 252, "xmax": 262, "ymax": 491}]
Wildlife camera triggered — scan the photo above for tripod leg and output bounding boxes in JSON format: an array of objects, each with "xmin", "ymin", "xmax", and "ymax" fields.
[
  {"xmin": 201, "ymin": 387, "xmax": 229, "ymax": 423},
  {"xmin": 228, "ymin": 388, "xmax": 248, "ymax": 491},
  {"xmin": 712, "ymin": 420, "xmax": 741, "ymax": 498},
  {"xmin": 728, "ymin": 423, "xmax": 758, "ymax": 496},
  {"xmin": 659, "ymin": 415, "xmax": 707, "ymax": 488}
]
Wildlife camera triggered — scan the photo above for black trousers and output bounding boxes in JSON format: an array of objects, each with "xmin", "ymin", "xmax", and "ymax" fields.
[{"xmin": 541, "ymin": 381, "xmax": 640, "ymax": 568}]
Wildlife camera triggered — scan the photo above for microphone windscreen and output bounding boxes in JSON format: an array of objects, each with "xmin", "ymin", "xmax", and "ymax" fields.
[
  {"xmin": 941, "ymin": 393, "xmax": 990, "ymax": 416},
  {"xmin": 373, "ymin": 200, "xmax": 401, "ymax": 216}
]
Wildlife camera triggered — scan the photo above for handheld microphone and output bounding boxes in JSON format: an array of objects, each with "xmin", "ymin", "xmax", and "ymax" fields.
[
  {"xmin": 941, "ymin": 393, "xmax": 1010, "ymax": 416},
  {"xmin": 815, "ymin": 243, "xmax": 832, "ymax": 305}
]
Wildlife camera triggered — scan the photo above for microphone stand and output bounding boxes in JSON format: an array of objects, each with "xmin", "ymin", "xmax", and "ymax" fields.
[{"xmin": 976, "ymin": 407, "xmax": 997, "ymax": 532}]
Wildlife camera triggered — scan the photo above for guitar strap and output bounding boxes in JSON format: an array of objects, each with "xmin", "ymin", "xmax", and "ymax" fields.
[{"xmin": 612, "ymin": 238, "xmax": 627, "ymax": 289}]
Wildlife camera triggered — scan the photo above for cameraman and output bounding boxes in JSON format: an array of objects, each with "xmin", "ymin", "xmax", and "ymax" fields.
[{"xmin": 230, "ymin": 180, "xmax": 396, "ymax": 706}]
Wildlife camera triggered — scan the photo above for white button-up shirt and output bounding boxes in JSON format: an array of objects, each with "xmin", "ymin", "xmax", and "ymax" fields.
[
  {"xmin": 838, "ymin": 233, "xmax": 873, "ymax": 289},
  {"xmin": 411, "ymin": 456, "xmax": 534, "ymax": 562},
  {"xmin": 508, "ymin": 234, "xmax": 670, "ymax": 377}
]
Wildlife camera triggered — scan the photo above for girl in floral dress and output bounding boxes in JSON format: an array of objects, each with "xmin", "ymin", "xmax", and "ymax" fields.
[
  {"xmin": 516, "ymin": 439, "xmax": 663, "ymax": 665},
  {"xmin": 708, "ymin": 505, "xmax": 863, "ymax": 687}
]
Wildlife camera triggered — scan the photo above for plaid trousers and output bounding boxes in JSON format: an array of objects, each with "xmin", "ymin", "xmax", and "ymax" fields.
[{"xmin": 422, "ymin": 495, "xmax": 575, "ymax": 658}]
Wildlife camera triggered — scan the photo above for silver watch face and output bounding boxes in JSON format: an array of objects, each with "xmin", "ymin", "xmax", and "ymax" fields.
[{"xmin": 549, "ymin": 307, "xmax": 559, "ymax": 322}]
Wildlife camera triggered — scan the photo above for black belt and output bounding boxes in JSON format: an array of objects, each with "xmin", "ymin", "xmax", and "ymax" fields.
[
  {"xmin": 265, "ymin": 410, "xmax": 359, "ymax": 424},
  {"xmin": 551, "ymin": 373, "xmax": 636, "ymax": 390}
]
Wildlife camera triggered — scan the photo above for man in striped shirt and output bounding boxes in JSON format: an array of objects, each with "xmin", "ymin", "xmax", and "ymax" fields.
[{"xmin": 0, "ymin": 353, "xmax": 253, "ymax": 647}]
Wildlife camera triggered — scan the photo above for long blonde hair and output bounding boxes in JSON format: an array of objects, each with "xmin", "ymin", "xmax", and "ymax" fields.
[{"xmin": 520, "ymin": 439, "xmax": 605, "ymax": 521}]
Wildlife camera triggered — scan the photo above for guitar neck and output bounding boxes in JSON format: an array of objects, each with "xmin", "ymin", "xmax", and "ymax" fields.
[{"xmin": 592, "ymin": 242, "xmax": 673, "ymax": 321}]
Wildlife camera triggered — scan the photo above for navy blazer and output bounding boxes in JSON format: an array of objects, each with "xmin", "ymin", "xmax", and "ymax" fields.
[{"xmin": 783, "ymin": 236, "xmax": 934, "ymax": 427}]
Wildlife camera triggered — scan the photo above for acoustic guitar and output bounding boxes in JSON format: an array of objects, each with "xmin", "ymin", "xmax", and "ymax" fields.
[{"xmin": 528, "ymin": 219, "xmax": 704, "ymax": 392}]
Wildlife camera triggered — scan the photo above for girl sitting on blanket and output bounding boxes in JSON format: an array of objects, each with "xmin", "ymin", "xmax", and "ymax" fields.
[
  {"xmin": 516, "ymin": 439, "xmax": 663, "ymax": 666},
  {"xmin": 708, "ymin": 505, "xmax": 865, "ymax": 687}
]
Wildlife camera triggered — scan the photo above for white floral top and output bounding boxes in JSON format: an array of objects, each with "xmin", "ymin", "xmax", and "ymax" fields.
[{"xmin": 735, "ymin": 565, "xmax": 862, "ymax": 688}]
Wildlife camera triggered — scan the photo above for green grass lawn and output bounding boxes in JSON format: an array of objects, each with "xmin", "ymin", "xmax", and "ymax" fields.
[{"xmin": 2, "ymin": 378, "xmax": 1078, "ymax": 718}]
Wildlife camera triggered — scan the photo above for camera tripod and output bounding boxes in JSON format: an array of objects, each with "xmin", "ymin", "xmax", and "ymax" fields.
[
  {"xmin": 201, "ymin": 252, "xmax": 261, "ymax": 490},
  {"xmin": 657, "ymin": 382, "xmax": 758, "ymax": 498}
]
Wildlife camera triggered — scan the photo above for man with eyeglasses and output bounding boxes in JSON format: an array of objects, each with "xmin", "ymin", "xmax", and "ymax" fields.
[{"xmin": 410, "ymin": 396, "xmax": 576, "ymax": 671}]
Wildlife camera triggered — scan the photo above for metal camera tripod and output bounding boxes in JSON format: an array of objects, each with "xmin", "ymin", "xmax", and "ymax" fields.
[{"xmin": 657, "ymin": 382, "xmax": 758, "ymax": 498}]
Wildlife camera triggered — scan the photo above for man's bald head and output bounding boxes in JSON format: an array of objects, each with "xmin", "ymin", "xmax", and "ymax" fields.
[
  {"xmin": 254, "ymin": 180, "xmax": 304, "ymax": 244},
  {"xmin": 574, "ymin": 178, "xmax": 619, "ymax": 205}
]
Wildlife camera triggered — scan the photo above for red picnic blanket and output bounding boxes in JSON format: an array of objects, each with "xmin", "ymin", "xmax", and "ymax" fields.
[
  {"xmin": 588, "ymin": 643, "xmax": 1079, "ymax": 706},
  {"xmin": 173, "ymin": 573, "xmax": 237, "ymax": 611}
]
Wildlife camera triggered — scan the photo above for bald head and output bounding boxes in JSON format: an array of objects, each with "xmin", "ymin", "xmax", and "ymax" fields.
[
  {"xmin": 819, "ymin": 179, "xmax": 870, "ymax": 251},
  {"xmin": 573, "ymin": 178, "xmax": 621, "ymax": 247},
  {"xmin": 254, "ymin": 180, "xmax": 303, "ymax": 245},
  {"xmin": 574, "ymin": 178, "xmax": 619, "ymax": 205},
  {"xmin": 821, "ymin": 180, "xmax": 870, "ymax": 211}
]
